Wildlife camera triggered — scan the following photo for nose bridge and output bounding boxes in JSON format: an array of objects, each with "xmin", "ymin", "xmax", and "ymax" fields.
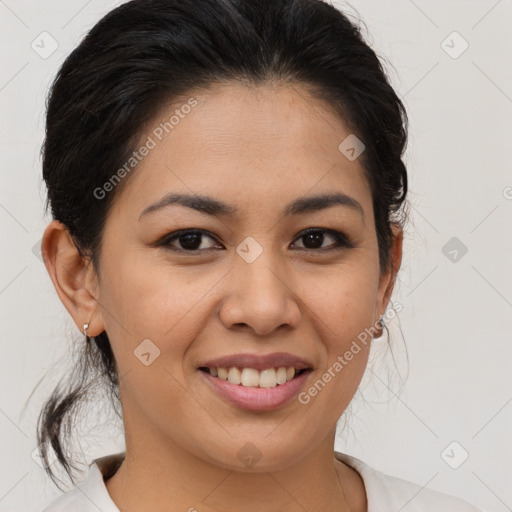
[
  {"xmin": 236, "ymin": 235, "xmax": 287, "ymax": 304},
  {"xmin": 220, "ymin": 235, "xmax": 301, "ymax": 334}
]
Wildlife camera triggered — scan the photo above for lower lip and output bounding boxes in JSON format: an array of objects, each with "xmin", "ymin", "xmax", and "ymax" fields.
[{"xmin": 199, "ymin": 370, "xmax": 311, "ymax": 411}]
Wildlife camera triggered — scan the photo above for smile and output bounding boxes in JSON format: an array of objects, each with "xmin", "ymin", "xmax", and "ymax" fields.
[
  {"xmin": 198, "ymin": 366, "xmax": 313, "ymax": 411},
  {"xmin": 199, "ymin": 366, "xmax": 308, "ymax": 388}
]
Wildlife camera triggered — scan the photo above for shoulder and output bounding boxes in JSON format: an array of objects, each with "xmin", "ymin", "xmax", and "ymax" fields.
[
  {"xmin": 335, "ymin": 451, "xmax": 483, "ymax": 512},
  {"xmin": 40, "ymin": 453, "xmax": 124, "ymax": 512}
]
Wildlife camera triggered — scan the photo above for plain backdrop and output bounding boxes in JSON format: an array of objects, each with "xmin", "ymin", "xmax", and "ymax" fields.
[{"xmin": 1, "ymin": 1, "xmax": 511, "ymax": 511}]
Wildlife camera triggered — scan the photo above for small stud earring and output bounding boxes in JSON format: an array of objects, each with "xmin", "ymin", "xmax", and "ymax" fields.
[
  {"xmin": 374, "ymin": 315, "xmax": 386, "ymax": 340},
  {"xmin": 83, "ymin": 323, "xmax": 89, "ymax": 338}
]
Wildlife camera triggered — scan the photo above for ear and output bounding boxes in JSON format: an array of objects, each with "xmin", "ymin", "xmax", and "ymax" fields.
[
  {"xmin": 41, "ymin": 220, "xmax": 105, "ymax": 337},
  {"xmin": 375, "ymin": 223, "xmax": 403, "ymax": 319}
]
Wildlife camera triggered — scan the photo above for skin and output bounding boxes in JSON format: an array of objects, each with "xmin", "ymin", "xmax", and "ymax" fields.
[{"xmin": 42, "ymin": 81, "xmax": 402, "ymax": 512}]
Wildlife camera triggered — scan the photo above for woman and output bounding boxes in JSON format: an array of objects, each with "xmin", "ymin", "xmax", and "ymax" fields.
[{"xmin": 37, "ymin": 0, "xmax": 481, "ymax": 510}]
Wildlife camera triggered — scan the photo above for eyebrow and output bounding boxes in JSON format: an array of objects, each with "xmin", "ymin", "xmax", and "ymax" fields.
[{"xmin": 138, "ymin": 192, "xmax": 364, "ymax": 222}]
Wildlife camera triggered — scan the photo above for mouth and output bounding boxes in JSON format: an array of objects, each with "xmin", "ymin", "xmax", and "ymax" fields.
[
  {"xmin": 197, "ymin": 352, "xmax": 314, "ymax": 411},
  {"xmin": 198, "ymin": 366, "xmax": 311, "ymax": 388},
  {"xmin": 198, "ymin": 366, "xmax": 313, "ymax": 412}
]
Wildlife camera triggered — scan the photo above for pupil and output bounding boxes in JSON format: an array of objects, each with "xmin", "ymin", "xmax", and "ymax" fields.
[
  {"xmin": 304, "ymin": 232, "xmax": 323, "ymax": 249},
  {"xmin": 180, "ymin": 233, "xmax": 201, "ymax": 250}
]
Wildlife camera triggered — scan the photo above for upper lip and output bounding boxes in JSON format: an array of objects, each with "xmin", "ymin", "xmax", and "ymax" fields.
[{"xmin": 198, "ymin": 352, "xmax": 313, "ymax": 371}]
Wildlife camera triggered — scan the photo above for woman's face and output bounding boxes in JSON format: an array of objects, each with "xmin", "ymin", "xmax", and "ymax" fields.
[{"xmin": 86, "ymin": 82, "xmax": 401, "ymax": 470}]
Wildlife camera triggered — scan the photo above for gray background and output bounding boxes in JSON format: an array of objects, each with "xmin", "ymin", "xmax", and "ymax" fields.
[{"xmin": 1, "ymin": 0, "xmax": 511, "ymax": 510}]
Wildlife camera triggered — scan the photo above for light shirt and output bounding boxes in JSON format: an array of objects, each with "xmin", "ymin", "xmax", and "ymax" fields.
[{"xmin": 41, "ymin": 451, "xmax": 482, "ymax": 511}]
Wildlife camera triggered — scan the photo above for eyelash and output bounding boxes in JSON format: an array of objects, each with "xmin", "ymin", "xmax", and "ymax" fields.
[{"xmin": 154, "ymin": 227, "xmax": 353, "ymax": 254}]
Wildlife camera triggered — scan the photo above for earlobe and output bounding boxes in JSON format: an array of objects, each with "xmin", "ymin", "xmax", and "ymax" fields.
[{"xmin": 41, "ymin": 220, "xmax": 104, "ymax": 337}]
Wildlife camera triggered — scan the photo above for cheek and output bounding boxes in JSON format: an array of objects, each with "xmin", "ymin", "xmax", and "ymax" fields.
[
  {"xmin": 305, "ymin": 259, "xmax": 379, "ymax": 333},
  {"xmin": 302, "ymin": 261, "xmax": 377, "ymax": 399},
  {"xmin": 97, "ymin": 254, "xmax": 210, "ymax": 421},
  {"xmin": 297, "ymin": 277, "xmax": 375, "ymax": 418},
  {"xmin": 98, "ymin": 252, "xmax": 220, "ymax": 366}
]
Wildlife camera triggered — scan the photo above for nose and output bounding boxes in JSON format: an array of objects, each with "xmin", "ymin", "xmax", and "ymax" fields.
[{"xmin": 219, "ymin": 252, "xmax": 302, "ymax": 336}]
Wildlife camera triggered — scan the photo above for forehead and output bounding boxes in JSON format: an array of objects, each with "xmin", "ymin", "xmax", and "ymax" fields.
[{"xmin": 114, "ymin": 81, "xmax": 371, "ymax": 218}]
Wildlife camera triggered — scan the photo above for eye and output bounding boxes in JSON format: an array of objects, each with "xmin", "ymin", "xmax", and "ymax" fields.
[
  {"xmin": 157, "ymin": 229, "xmax": 221, "ymax": 252},
  {"xmin": 154, "ymin": 227, "xmax": 352, "ymax": 254},
  {"xmin": 291, "ymin": 228, "xmax": 352, "ymax": 251}
]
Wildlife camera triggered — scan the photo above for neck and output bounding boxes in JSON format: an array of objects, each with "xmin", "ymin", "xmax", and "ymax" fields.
[{"xmin": 104, "ymin": 426, "xmax": 364, "ymax": 512}]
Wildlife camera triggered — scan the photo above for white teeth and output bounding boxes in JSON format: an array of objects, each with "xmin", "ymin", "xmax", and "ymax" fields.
[
  {"xmin": 207, "ymin": 366, "xmax": 303, "ymax": 388},
  {"xmin": 241, "ymin": 368, "xmax": 259, "ymax": 387},
  {"xmin": 217, "ymin": 368, "xmax": 228, "ymax": 380},
  {"xmin": 276, "ymin": 367, "xmax": 287, "ymax": 385},
  {"xmin": 228, "ymin": 367, "xmax": 241, "ymax": 385},
  {"xmin": 259, "ymin": 368, "xmax": 277, "ymax": 388}
]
